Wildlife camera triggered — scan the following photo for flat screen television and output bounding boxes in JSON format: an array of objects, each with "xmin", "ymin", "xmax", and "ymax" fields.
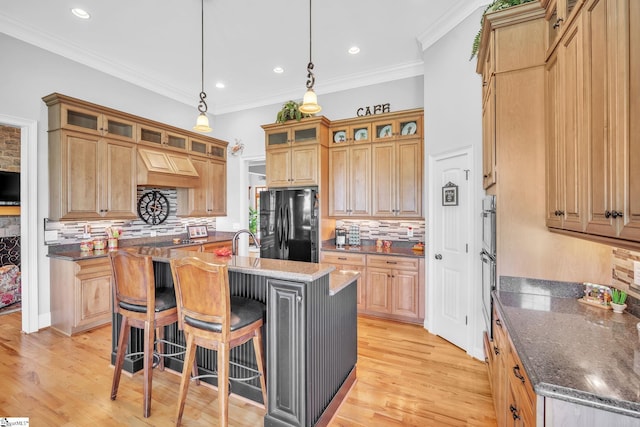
[{"xmin": 0, "ymin": 171, "xmax": 20, "ymax": 205}]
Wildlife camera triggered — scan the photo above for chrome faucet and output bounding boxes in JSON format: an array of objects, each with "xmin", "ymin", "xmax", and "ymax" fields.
[{"xmin": 232, "ymin": 229, "xmax": 260, "ymax": 255}]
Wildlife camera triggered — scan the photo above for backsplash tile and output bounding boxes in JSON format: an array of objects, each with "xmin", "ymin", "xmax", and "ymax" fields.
[
  {"xmin": 613, "ymin": 247, "xmax": 640, "ymax": 299},
  {"xmin": 45, "ymin": 188, "xmax": 216, "ymax": 245},
  {"xmin": 335, "ymin": 219, "xmax": 425, "ymax": 243},
  {"xmin": 0, "ymin": 216, "xmax": 20, "ymax": 237}
]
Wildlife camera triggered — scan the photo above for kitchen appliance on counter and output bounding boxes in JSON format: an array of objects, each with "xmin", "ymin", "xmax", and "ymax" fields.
[
  {"xmin": 259, "ymin": 188, "xmax": 319, "ymax": 263},
  {"xmin": 335, "ymin": 227, "xmax": 346, "ymax": 248},
  {"xmin": 481, "ymin": 195, "xmax": 496, "ymax": 338}
]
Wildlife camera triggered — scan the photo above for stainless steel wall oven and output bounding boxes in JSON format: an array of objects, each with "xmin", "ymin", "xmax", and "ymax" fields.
[{"xmin": 481, "ymin": 195, "xmax": 496, "ymax": 339}]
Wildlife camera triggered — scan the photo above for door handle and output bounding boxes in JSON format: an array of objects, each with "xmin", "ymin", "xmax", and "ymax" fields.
[{"xmin": 435, "ymin": 254, "xmax": 442, "ymax": 260}]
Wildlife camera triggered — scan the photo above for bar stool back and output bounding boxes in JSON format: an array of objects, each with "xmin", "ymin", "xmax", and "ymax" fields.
[
  {"xmin": 109, "ymin": 250, "xmax": 178, "ymax": 418},
  {"xmin": 170, "ymin": 256, "xmax": 267, "ymax": 427}
]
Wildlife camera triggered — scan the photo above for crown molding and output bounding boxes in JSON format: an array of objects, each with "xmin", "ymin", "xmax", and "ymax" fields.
[{"xmin": 417, "ymin": 0, "xmax": 490, "ymax": 51}]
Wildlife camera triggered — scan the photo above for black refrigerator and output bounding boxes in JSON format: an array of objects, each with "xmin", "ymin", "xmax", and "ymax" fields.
[{"xmin": 259, "ymin": 188, "xmax": 319, "ymax": 263}]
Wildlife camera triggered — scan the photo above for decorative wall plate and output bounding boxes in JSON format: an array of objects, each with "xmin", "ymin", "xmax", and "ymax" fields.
[
  {"xmin": 333, "ymin": 131, "xmax": 347, "ymax": 143},
  {"xmin": 355, "ymin": 129, "xmax": 368, "ymax": 141},
  {"xmin": 401, "ymin": 122, "xmax": 417, "ymax": 135},
  {"xmin": 137, "ymin": 190, "xmax": 169, "ymax": 225},
  {"xmin": 378, "ymin": 125, "xmax": 393, "ymax": 138}
]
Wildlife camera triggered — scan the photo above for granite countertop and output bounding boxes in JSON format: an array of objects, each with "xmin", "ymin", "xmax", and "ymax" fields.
[
  {"xmin": 321, "ymin": 244, "xmax": 425, "ymax": 258},
  {"xmin": 496, "ymin": 277, "xmax": 640, "ymax": 418}
]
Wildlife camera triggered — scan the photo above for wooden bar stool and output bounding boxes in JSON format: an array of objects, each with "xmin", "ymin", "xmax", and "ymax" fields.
[
  {"xmin": 170, "ymin": 257, "xmax": 267, "ymax": 427},
  {"xmin": 109, "ymin": 250, "xmax": 179, "ymax": 418}
]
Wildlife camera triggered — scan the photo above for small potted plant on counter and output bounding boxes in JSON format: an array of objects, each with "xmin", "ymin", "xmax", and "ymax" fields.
[{"xmin": 610, "ymin": 288, "xmax": 628, "ymax": 313}]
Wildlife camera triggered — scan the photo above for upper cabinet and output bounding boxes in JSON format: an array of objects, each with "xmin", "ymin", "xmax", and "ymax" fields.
[
  {"xmin": 43, "ymin": 93, "xmax": 229, "ymax": 221},
  {"xmin": 262, "ymin": 117, "xmax": 330, "ymax": 188},
  {"xmin": 329, "ymin": 122, "xmax": 371, "ymax": 146},
  {"xmin": 543, "ymin": 0, "xmax": 582, "ymax": 51},
  {"xmin": 370, "ymin": 114, "xmax": 422, "ymax": 143},
  {"xmin": 542, "ymin": 0, "xmax": 640, "ymax": 247}
]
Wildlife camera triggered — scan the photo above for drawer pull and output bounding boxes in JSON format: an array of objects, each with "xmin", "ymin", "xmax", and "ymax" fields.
[
  {"xmin": 338, "ymin": 257, "xmax": 347, "ymax": 260},
  {"xmin": 495, "ymin": 318, "xmax": 502, "ymax": 327},
  {"xmin": 513, "ymin": 364, "xmax": 525, "ymax": 383},
  {"xmin": 386, "ymin": 261, "xmax": 397, "ymax": 264},
  {"xmin": 509, "ymin": 404, "xmax": 521, "ymax": 420},
  {"xmin": 493, "ymin": 345, "xmax": 500, "ymax": 356}
]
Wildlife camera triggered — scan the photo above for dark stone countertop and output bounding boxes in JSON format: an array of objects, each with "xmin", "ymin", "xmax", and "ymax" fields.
[
  {"xmin": 321, "ymin": 243, "xmax": 425, "ymax": 258},
  {"xmin": 496, "ymin": 277, "xmax": 640, "ymax": 418}
]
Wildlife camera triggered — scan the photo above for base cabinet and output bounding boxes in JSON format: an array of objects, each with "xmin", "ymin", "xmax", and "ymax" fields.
[
  {"xmin": 50, "ymin": 257, "xmax": 112, "ymax": 336},
  {"xmin": 319, "ymin": 251, "xmax": 366, "ymax": 310}
]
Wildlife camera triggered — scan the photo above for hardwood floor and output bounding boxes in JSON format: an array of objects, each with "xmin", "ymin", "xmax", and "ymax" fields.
[{"xmin": 0, "ymin": 312, "xmax": 496, "ymax": 426}]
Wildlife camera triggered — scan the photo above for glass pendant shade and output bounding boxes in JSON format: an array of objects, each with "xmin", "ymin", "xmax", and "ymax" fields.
[
  {"xmin": 193, "ymin": 112, "xmax": 212, "ymax": 133},
  {"xmin": 300, "ymin": 88, "xmax": 321, "ymax": 114}
]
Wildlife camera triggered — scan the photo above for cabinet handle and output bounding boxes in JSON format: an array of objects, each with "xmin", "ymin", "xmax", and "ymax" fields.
[
  {"xmin": 386, "ymin": 261, "xmax": 397, "ymax": 264},
  {"xmin": 553, "ymin": 18, "xmax": 564, "ymax": 29},
  {"xmin": 513, "ymin": 364, "xmax": 525, "ymax": 383},
  {"xmin": 493, "ymin": 345, "xmax": 500, "ymax": 356},
  {"xmin": 338, "ymin": 257, "xmax": 347, "ymax": 260},
  {"xmin": 509, "ymin": 404, "xmax": 521, "ymax": 420},
  {"xmin": 495, "ymin": 318, "xmax": 502, "ymax": 327},
  {"xmin": 483, "ymin": 174, "xmax": 489, "ymax": 178}
]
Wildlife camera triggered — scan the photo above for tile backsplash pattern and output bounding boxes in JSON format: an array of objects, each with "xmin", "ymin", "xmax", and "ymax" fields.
[
  {"xmin": 45, "ymin": 188, "xmax": 216, "ymax": 244},
  {"xmin": 613, "ymin": 247, "xmax": 640, "ymax": 298},
  {"xmin": 335, "ymin": 219, "xmax": 425, "ymax": 242}
]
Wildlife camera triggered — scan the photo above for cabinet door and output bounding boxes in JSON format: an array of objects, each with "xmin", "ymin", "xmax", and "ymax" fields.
[
  {"xmin": 391, "ymin": 269, "xmax": 420, "ymax": 317},
  {"xmin": 184, "ymin": 156, "xmax": 210, "ymax": 216},
  {"xmin": 266, "ymin": 148, "xmax": 291, "ymax": 187},
  {"xmin": 329, "ymin": 147, "xmax": 349, "ymax": 216},
  {"xmin": 202, "ymin": 241, "xmax": 232, "ymax": 253},
  {"xmin": 371, "ymin": 143, "xmax": 395, "ymax": 217},
  {"xmin": 619, "ymin": 0, "xmax": 640, "ymax": 240},
  {"xmin": 291, "ymin": 145, "xmax": 318, "ymax": 186},
  {"xmin": 103, "ymin": 114, "xmax": 136, "ymax": 143},
  {"xmin": 350, "ymin": 144, "xmax": 372, "ymax": 216},
  {"xmin": 102, "ymin": 139, "xmax": 137, "ymax": 219},
  {"xmin": 584, "ymin": 0, "xmax": 620, "ymax": 237},
  {"xmin": 76, "ymin": 273, "xmax": 112, "ymax": 329},
  {"xmin": 396, "ymin": 140, "xmax": 422, "ymax": 217},
  {"xmin": 482, "ymin": 77, "xmax": 497, "ymax": 189},
  {"xmin": 61, "ymin": 132, "xmax": 101, "ymax": 219},
  {"xmin": 365, "ymin": 267, "xmax": 392, "ymax": 313},
  {"xmin": 209, "ymin": 159, "xmax": 226, "ymax": 216},
  {"xmin": 545, "ymin": 51, "xmax": 563, "ymax": 228}
]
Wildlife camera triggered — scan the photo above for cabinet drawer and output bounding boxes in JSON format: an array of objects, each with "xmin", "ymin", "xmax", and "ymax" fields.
[
  {"xmin": 508, "ymin": 338, "xmax": 536, "ymax": 410},
  {"xmin": 320, "ymin": 251, "xmax": 366, "ymax": 266},
  {"xmin": 367, "ymin": 255, "xmax": 419, "ymax": 270}
]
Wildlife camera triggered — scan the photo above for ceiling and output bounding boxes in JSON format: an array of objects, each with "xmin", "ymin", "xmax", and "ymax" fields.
[{"xmin": 0, "ymin": 0, "xmax": 486, "ymax": 114}]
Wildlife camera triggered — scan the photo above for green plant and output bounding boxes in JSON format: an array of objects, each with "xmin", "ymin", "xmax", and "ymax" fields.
[
  {"xmin": 611, "ymin": 288, "xmax": 628, "ymax": 305},
  {"xmin": 249, "ymin": 207, "xmax": 258, "ymax": 234},
  {"xmin": 276, "ymin": 100, "xmax": 310, "ymax": 123},
  {"xmin": 470, "ymin": 0, "xmax": 536, "ymax": 60}
]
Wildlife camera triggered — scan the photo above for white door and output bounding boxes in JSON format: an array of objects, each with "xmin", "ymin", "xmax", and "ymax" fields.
[{"xmin": 430, "ymin": 150, "xmax": 471, "ymax": 350}]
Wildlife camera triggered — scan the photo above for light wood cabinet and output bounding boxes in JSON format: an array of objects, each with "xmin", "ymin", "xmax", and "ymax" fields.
[
  {"xmin": 320, "ymin": 251, "xmax": 366, "ymax": 311},
  {"xmin": 58, "ymin": 103, "xmax": 136, "ymax": 143},
  {"xmin": 482, "ymin": 76, "xmax": 497, "ymax": 189},
  {"xmin": 48, "ymin": 130, "xmax": 137, "ymax": 220},
  {"xmin": 364, "ymin": 255, "xmax": 423, "ymax": 323},
  {"xmin": 138, "ymin": 123, "xmax": 188, "ymax": 151},
  {"xmin": 329, "ymin": 122, "xmax": 371, "ymax": 145},
  {"xmin": 328, "ymin": 144, "xmax": 371, "ymax": 217},
  {"xmin": 371, "ymin": 139, "xmax": 422, "ymax": 218},
  {"xmin": 50, "ymin": 257, "xmax": 113, "ymax": 336},
  {"xmin": 202, "ymin": 240, "xmax": 232, "ymax": 253},
  {"xmin": 370, "ymin": 113, "xmax": 422, "ymax": 142},
  {"xmin": 262, "ymin": 117, "xmax": 329, "ymax": 188},
  {"xmin": 545, "ymin": 19, "xmax": 586, "ymax": 232},
  {"xmin": 487, "ymin": 304, "xmax": 536, "ymax": 427},
  {"xmin": 177, "ymin": 137, "xmax": 228, "ymax": 217}
]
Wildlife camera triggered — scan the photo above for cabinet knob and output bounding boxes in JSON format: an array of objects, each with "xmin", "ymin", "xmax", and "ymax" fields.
[
  {"xmin": 553, "ymin": 18, "xmax": 564, "ymax": 29},
  {"xmin": 493, "ymin": 345, "xmax": 500, "ymax": 356},
  {"xmin": 612, "ymin": 210, "xmax": 624, "ymax": 218},
  {"xmin": 483, "ymin": 174, "xmax": 489, "ymax": 178},
  {"xmin": 605, "ymin": 210, "xmax": 613, "ymax": 218}
]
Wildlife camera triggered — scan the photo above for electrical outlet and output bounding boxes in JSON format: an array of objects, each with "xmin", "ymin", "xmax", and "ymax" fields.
[
  {"xmin": 407, "ymin": 227, "xmax": 413, "ymax": 238},
  {"xmin": 634, "ymin": 261, "xmax": 640, "ymax": 286}
]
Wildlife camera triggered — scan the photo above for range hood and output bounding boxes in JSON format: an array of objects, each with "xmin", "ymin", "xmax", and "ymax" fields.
[{"xmin": 137, "ymin": 147, "xmax": 200, "ymax": 188}]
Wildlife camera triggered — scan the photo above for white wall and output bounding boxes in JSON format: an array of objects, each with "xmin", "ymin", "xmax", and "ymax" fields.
[{"xmin": 423, "ymin": 7, "xmax": 485, "ymax": 359}]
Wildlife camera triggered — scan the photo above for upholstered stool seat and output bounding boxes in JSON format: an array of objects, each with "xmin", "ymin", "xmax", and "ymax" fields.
[{"xmin": 170, "ymin": 257, "xmax": 267, "ymax": 427}]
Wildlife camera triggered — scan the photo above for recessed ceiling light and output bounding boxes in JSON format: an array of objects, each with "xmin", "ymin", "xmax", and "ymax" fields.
[
  {"xmin": 71, "ymin": 8, "xmax": 91, "ymax": 19},
  {"xmin": 348, "ymin": 46, "xmax": 360, "ymax": 55},
  {"xmin": 273, "ymin": 67, "xmax": 284, "ymax": 74},
  {"xmin": 215, "ymin": 82, "xmax": 225, "ymax": 89}
]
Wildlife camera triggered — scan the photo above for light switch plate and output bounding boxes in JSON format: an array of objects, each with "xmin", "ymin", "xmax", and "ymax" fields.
[{"xmin": 634, "ymin": 261, "xmax": 640, "ymax": 286}]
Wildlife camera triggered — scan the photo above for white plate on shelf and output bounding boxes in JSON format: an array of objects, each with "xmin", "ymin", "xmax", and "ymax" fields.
[
  {"xmin": 378, "ymin": 125, "xmax": 393, "ymax": 138},
  {"xmin": 354, "ymin": 129, "xmax": 368, "ymax": 141},
  {"xmin": 333, "ymin": 131, "xmax": 347, "ymax": 143},
  {"xmin": 401, "ymin": 122, "xmax": 417, "ymax": 135}
]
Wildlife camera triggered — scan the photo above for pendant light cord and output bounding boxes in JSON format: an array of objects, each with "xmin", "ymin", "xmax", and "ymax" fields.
[
  {"xmin": 306, "ymin": 0, "xmax": 315, "ymax": 90},
  {"xmin": 198, "ymin": 0, "xmax": 208, "ymax": 114}
]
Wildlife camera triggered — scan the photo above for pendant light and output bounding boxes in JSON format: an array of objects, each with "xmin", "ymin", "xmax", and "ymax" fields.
[
  {"xmin": 299, "ymin": 0, "xmax": 321, "ymax": 114},
  {"xmin": 193, "ymin": 0, "xmax": 212, "ymax": 133}
]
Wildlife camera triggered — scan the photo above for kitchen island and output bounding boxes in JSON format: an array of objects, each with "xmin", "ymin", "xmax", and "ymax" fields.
[
  {"xmin": 495, "ymin": 277, "xmax": 640, "ymax": 425},
  {"xmin": 113, "ymin": 247, "xmax": 358, "ymax": 427}
]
